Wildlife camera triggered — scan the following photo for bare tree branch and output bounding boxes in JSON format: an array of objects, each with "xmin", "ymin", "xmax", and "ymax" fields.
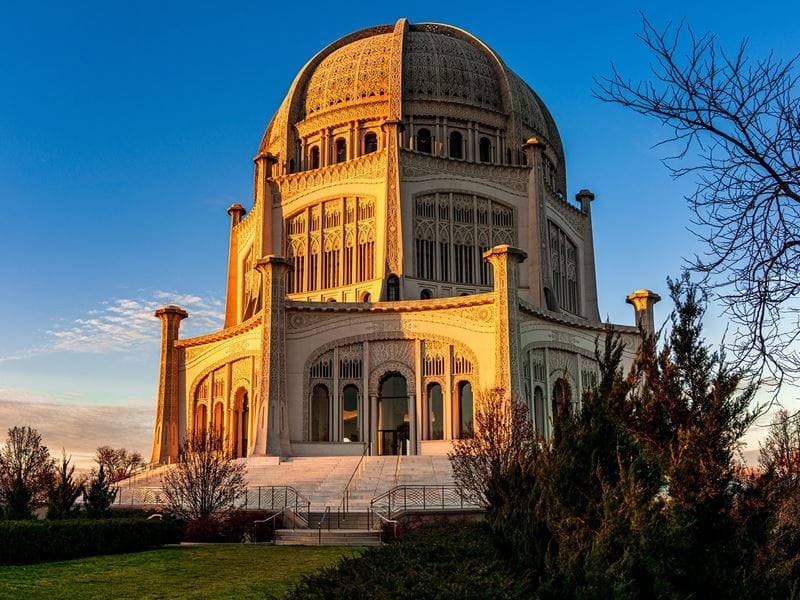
[{"xmin": 595, "ymin": 16, "xmax": 800, "ymax": 392}]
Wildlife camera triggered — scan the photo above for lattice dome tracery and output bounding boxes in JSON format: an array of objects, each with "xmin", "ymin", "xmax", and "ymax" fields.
[{"xmin": 302, "ymin": 33, "xmax": 393, "ymax": 118}]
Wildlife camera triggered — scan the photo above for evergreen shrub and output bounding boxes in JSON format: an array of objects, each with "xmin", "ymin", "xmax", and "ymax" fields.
[{"xmin": 0, "ymin": 518, "xmax": 181, "ymax": 564}]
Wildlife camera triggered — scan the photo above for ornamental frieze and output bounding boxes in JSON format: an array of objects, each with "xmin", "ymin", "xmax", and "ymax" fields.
[{"xmin": 400, "ymin": 151, "xmax": 528, "ymax": 194}]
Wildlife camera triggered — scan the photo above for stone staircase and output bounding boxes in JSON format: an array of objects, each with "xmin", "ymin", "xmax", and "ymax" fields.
[
  {"xmin": 275, "ymin": 527, "xmax": 381, "ymax": 546},
  {"xmin": 115, "ymin": 453, "xmax": 462, "ymax": 545}
]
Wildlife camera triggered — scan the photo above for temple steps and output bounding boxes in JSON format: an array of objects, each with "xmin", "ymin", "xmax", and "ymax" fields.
[
  {"xmin": 115, "ymin": 454, "xmax": 456, "ymax": 511},
  {"xmin": 274, "ymin": 528, "xmax": 381, "ymax": 546}
]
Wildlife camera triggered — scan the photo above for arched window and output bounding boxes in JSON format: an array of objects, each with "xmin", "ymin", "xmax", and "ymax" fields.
[
  {"xmin": 552, "ymin": 378, "xmax": 571, "ymax": 419},
  {"xmin": 311, "ymin": 384, "xmax": 329, "ymax": 441},
  {"xmin": 195, "ymin": 404, "xmax": 207, "ymax": 437},
  {"xmin": 342, "ymin": 385, "xmax": 359, "ymax": 442},
  {"xmin": 213, "ymin": 402, "xmax": 224, "ymax": 437},
  {"xmin": 364, "ymin": 132, "xmax": 378, "ymax": 154},
  {"xmin": 548, "ymin": 221, "xmax": 580, "ymax": 315},
  {"xmin": 449, "ymin": 131, "xmax": 463, "ymax": 159},
  {"xmin": 479, "ymin": 137, "xmax": 491, "ymax": 163},
  {"xmin": 361, "ymin": 292, "xmax": 371, "ymax": 303},
  {"xmin": 387, "ymin": 275, "xmax": 400, "ymax": 301},
  {"xmin": 533, "ymin": 386, "xmax": 545, "ymax": 433},
  {"xmin": 458, "ymin": 381, "xmax": 474, "ymax": 438},
  {"xmin": 241, "ymin": 394, "xmax": 249, "ymax": 457},
  {"xmin": 426, "ymin": 383, "xmax": 444, "ymax": 440},
  {"xmin": 335, "ymin": 138, "xmax": 347, "ymax": 164},
  {"xmin": 378, "ymin": 374, "xmax": 409, "ymax": 455},
  {"xmin": 417, "ymin": 128, "xmax": 432, "ymax": 154},
  {"xmin": 420, "ymin": 289, "xmax": 432, "ymax": 300},
  {"xmin": 310, "ymin": 146, "xmax": 320, "ymax": 169}
]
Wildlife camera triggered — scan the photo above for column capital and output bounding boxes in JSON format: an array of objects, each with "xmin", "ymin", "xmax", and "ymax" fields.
[
  {"xmin": 227, "ymin": 203, "xmax": 246, "ymax": 225},
  {"xmin": 626, "ymin": 289, "xmax": 661, "ymax": 334},
  {"xmin": 482, "ymin": 245, "xmax": 528, "ymax": 264},
  {"xmin": 154, "ymin": 305, "xmax": 188, "ymax": 320},
  {"xmin": 522, "ymin": 137, "xmax": 546, "ymax": 151},
  {"xmin": 255, "ymin": 255, "xmax": 292, "ymax": 272}
]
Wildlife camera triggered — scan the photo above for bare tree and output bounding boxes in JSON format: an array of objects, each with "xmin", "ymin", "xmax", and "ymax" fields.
[
  {"xmin": 0, "ymin": 426, "xmax": 54, "ymax": 518},
  {"xmin": 94, "ymin": 446, "xmax": 144, "ymax": 483},
  {"xmin": 161, "ymin": 430, "xmax": 247, "ymax": 521},
  {"xmin": 448, "ymin": 388, "xmax": 535, "ymax": 506},
  {"xmin": 595, "ymin": 16, "xmax": 800, "ymax": 390}
]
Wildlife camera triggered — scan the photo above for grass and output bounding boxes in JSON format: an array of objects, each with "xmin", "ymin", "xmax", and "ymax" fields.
[{"xmin": 0, "ymin": 544, "xmax": 362, "ymax": 599}]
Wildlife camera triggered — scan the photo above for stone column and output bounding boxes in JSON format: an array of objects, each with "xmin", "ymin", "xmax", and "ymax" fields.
[
  {"xmin": 626, "ymin": 289, "xmax": 662, "ymax": 335},
  {"xmin": 223, "ymin": 204, "xmax": 246, "ymax": 328},
  {"xmin": 255, "ymin": 256, "xmax": 291, "ymax": 457},
  {"xmin": 577, "ymin": 189, "xmax": 601, "ymax": 322},
  {"xmin": 522, "ymin": 138, "xmax": 549, "ymax": 309},
  {"xmin": 150, "ymin": 305, "xmax": 188, "ymax": 465},
  {"xmin": 484, "ymin": 245, "xmax": 528, "ymax": 400},
  {"xmin": 382, "ymin": 119, "xmax": 403, "ymax": 276}
]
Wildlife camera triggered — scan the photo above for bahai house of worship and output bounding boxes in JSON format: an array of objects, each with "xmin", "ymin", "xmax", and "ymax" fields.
[{"xmin": 149, "ymin": 19, "xmax": 660, "ymax": 467}]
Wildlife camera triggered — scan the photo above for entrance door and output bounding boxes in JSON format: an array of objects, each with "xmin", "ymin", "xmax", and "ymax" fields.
[{"xmin": 377, "ymin": 374, "xmax": 409, "ymax": 455}]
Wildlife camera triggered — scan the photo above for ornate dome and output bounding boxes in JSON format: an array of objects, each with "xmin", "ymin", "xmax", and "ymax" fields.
[{"xmin": 260, "ymin": 19, "xmax": 563, "ymax": 167}]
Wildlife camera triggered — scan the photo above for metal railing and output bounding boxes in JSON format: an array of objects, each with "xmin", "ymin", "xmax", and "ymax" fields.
[
  {"xmin": 338, "ymin": 444, "xmax": 369, "ymax": 514},
  {"xmin": 369, "ymin": 485, "xmax": 477, "ymax": 519},
  {"xmin": 114, "ymin": 485, "xmax": 311, "ymax": 524},
  {"xmin": 253, "ymin": 513, "xmax": 282, "ymax": 542},
  {"xmin": 370, "ymin": 507, "xmax": 398, "ymax": 540},
  {"xmin": 317, "ymin": 506, "xmax": 331, "ymax": 544}
]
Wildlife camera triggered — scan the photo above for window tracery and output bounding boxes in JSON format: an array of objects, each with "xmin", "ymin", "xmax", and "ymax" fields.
[
  {"xmin": 286, "ymin": 197, "xmax": 375, "ymax": 293},
  {"xmin": 414, "ymin": 193, "xmax": 514, "ymax": 287},
  {"xmin": 548, "ymin": 221, "xmax": 579, "ymax": 315}
]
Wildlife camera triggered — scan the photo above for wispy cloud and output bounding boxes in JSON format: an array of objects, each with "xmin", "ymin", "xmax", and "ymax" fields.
[
  {"xmin": 0, "ymin": 290, "xmax": 223, "ymax": 361},
  {"xmin": 0, "ymin": 390, "xmax": 153, "ymax": 469}
]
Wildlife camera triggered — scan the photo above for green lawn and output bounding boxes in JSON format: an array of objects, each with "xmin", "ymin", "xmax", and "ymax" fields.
[{"xmin": 0, "ymin": 544, "xmax": 361, "ymax": 599}]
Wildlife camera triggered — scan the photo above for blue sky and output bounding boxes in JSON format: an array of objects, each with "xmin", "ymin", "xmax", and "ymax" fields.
[{"xmin": 1, "ymin": 0, "xmax": 797, "ymax": 466}]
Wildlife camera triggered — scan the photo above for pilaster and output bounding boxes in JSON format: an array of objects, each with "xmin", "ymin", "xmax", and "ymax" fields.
[
  {"xmin": 382, "ymin": 119, "xmax": 403, "ymax": 276},
  {"xmin": 484, "ymin": 245, "xmax": 527, "ymax": 401},
  {"xmin": 255, "ymin": 256, "xmax": 291, "ymax": 457},
  {"xmin": 522, "ymin": 138, "xmax": 549, "ymax": 309},
  {"xmin": 150, "ymin": 305, "xmax": 188, "ymax": 465}
]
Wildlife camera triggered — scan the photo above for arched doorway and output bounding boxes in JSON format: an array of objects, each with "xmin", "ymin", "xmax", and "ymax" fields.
[{"xmin": 378, "ymin": 374, "xmax": 409, "ymax": 455}]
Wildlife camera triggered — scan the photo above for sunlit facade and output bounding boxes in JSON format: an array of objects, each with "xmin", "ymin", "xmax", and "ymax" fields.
[{"xmin": 150, "ymin": 19, "xmax": 659, "ymax": 464}]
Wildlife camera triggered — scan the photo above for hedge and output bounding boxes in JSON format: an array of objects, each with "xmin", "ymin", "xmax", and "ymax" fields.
[
  {"xmin": 0, "ymin": 518, "xmax": 182, "ymax": 564},
  {"xmin": 287, "ymin": 521, "xmax": 529, "ymax": 599}
]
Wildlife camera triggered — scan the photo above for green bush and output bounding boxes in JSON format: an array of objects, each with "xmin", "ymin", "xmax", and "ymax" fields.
[
  {"xmin": 287, "ymin": 522, "xmax": 529, "ymax": 599},
  {"xmin": 0, "ymin": 518, "xmax": 182, "ymax": 564}
]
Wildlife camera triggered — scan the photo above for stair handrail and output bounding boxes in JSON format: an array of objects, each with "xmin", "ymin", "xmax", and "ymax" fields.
[
  {"xmin": 253, "ymin": 512, "xmax": 282, "ymax": 542},
  {"xmin": 338, "ymin": 443, "xmax": 369, "ymax": 515},
  {"xmin": 318, "ymin": 506, "xmax": 332, "ymax": 544},
  {"xmin": 369, "ymin": 507, "xmax": 398, "ymax": 541}
]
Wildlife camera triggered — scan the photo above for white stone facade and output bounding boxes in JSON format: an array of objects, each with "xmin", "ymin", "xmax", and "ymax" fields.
[{"xmin": 150, "ymin": 19, "xmax": 656, "ymax": 465}]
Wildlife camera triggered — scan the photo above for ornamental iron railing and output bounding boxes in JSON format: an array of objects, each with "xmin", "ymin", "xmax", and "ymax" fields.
[
  {"xmin": 114, "ymin": 485, "xmax": 311, "ymax": 524},
  {"xmin": 369, "ymin": 485, "xmax": 479, "ymax": 520}
]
